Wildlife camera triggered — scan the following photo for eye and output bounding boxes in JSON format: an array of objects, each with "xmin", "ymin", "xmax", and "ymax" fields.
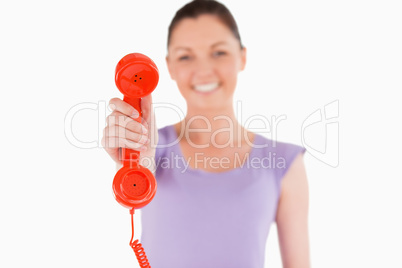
[
  {"xmin": 178, "ymin": 55, "xmax": 191, "ymax": 61},
  {"xmin": 213, "ymin": 51, "xmax": 226, "ymax": 57}
]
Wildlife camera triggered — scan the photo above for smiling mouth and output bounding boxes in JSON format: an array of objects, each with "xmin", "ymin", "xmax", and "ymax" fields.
[{"xmin": 193, "ymin": 82, "xmax": 220, "ymax": 93}]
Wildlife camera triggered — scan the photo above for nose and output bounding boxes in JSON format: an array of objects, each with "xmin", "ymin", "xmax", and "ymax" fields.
[{"xmin": 193, "ymin": 57, "xmax": 214, "ymax": 78}]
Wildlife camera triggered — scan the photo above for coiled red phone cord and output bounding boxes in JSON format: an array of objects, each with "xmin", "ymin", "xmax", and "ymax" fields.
[{"xmin": 129, "ymin": 209, "xmax": 151, "ymax": 268}]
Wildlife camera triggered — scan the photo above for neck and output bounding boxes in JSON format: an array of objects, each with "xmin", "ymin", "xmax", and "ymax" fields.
[{"xmin": 177, "ymin": 103, "xmax": 248, "ymax": 148}]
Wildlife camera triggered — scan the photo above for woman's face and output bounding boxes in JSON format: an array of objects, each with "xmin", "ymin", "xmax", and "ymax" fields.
[{"xmin": 166, "ymin": 14, "xmax": 246, "ymax": 111}]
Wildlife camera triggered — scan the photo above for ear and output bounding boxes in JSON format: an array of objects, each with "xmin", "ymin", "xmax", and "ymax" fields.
[
  {"xmin": 165, "ymin": 55, "xmax": 176, "ymax": 80},
  {"xmin": 239, "ymin": 46, "xmax": 247, "ymax": 71}
]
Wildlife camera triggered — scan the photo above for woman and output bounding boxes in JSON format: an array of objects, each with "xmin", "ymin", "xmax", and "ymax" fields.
[{"xmin": 102, "ymin": 0, "xmax": 310, "ymax": 267}]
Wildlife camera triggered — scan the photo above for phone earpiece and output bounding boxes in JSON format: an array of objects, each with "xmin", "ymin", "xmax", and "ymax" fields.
[
  {"xmin": 115, "ymin": 53, "xmax": 159, "ymax": 98},
  {"xmin": 113, "ymin": 53, "xmax": 159, "ymax": 210}
]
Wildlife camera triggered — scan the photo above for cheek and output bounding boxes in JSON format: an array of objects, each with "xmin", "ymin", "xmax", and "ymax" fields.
[
  {"xmin": 219, "ymin": 60, "xmax": 240, "ymax": 83},
  {"xmin": 176, "ymin": 68, "xmax": 191, "ymax": 83},
  {"xmin": 173, "ymin": 65, "xmax": 193, "ymax": 92}
]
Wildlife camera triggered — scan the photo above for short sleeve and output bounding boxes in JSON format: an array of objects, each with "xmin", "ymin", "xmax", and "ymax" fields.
[
  {"xmin": 154, "ymin": 126, "xmax": 168, "ymax": 162},
  {"xmin": 274, "ymin": 141, "xmax": 306, "ymax": 181},
  {"xmin": 154, "ymin": 125, "xmax": 177, "ymax": 178}
]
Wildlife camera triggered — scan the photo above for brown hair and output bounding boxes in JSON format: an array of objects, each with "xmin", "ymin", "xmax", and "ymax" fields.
[{"xmin": 167, "ymin": 0, "xmax": 244, "ymax": 49}]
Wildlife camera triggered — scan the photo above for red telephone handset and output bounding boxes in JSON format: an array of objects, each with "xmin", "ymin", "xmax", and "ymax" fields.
[{"xmin": 112, "ymin": 53, "xmax": 158, "ymax": 268}]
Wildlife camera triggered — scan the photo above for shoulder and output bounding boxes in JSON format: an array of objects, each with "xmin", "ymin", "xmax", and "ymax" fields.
[
  {"xmin": 157, "ymin": 123, "xmax": 179, "ymax": 142},
  {"xmin": 253, "ymin": 134, "xmax": 306, "ymax": 179},
  {"xmin": 156, "ymin": 124, "xmax": 172, "ymax": 144},
  {"xmin": 155, "ymin": 124, "xmax": 177, "ymax": 158}
]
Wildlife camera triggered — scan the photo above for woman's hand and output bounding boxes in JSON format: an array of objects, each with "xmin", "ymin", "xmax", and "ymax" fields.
[{"xmin": 101, "ymin": 95, "xmax": 158, "ymax": 172}]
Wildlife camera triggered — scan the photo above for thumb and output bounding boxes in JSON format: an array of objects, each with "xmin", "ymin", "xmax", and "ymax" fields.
[
  {"xmin": 140, "ymin": 93, "xmax": 158, "ymax": 152},
  {"xmin": 141, "ymin": 94, "xmax": 153, "ymax": 124}
]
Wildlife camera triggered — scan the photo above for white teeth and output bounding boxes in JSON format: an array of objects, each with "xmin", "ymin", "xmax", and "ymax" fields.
[{"xmin": 193, "ymin": 83, "xmax": 219, "ymax": 92}]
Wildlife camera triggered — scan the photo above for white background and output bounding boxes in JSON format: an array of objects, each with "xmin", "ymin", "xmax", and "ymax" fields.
[{"xmin": 1, "ymin": 0, "xmax": 401, "ymax": 267}]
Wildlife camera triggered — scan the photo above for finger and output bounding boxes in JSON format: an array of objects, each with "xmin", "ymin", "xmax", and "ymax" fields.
[
  {"xmin": 102, "ymin": 136, "xmax": 148, "ymax": 151},
  {"xmin": 106, "ymin": 110, "xmax": 148, "ymax": 135},
  {"xmin": 109, "ymin": 97, "xmax": 140, "ymax": 118},
  {"xmin": 104, "ymin": 125, "xmax": 148, "ymax": 144},
  {"xmin": 103, "ymin": 126, "xmax": 149, "ymax": 147}
]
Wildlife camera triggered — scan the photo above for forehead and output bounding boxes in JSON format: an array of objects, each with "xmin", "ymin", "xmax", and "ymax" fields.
[{"xmin": 169, "ymin": 14, "xmax": 237, "ymax": 50}]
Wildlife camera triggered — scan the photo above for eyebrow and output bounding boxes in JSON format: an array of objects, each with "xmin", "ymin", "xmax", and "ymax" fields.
[{"xmin": 173, "ymin": 41, "xmax": 228, "ymax": 52}]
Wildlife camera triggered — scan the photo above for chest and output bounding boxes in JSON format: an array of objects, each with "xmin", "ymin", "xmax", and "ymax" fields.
[{"xmin": 178, "ymin": 139, "xmax": 253, "ymax": 172}]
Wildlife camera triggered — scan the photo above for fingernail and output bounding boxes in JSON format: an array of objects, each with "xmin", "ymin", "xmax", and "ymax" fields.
[
  {"xmin": 141, "ymin": 135, "xmax": 148, "ymax": 143},
  {"xmin": 132, "ymin": 111, "xmax": 139, "ymax": 118},
  {"xmin": 141, "ymin": 125, "xmax": 148, "ymax": 134}
]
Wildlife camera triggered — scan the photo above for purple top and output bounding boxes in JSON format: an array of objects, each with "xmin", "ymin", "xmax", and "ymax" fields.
[{"xmin": 140, "ymin": 124, "xmax": 306, "ymax": 268}]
